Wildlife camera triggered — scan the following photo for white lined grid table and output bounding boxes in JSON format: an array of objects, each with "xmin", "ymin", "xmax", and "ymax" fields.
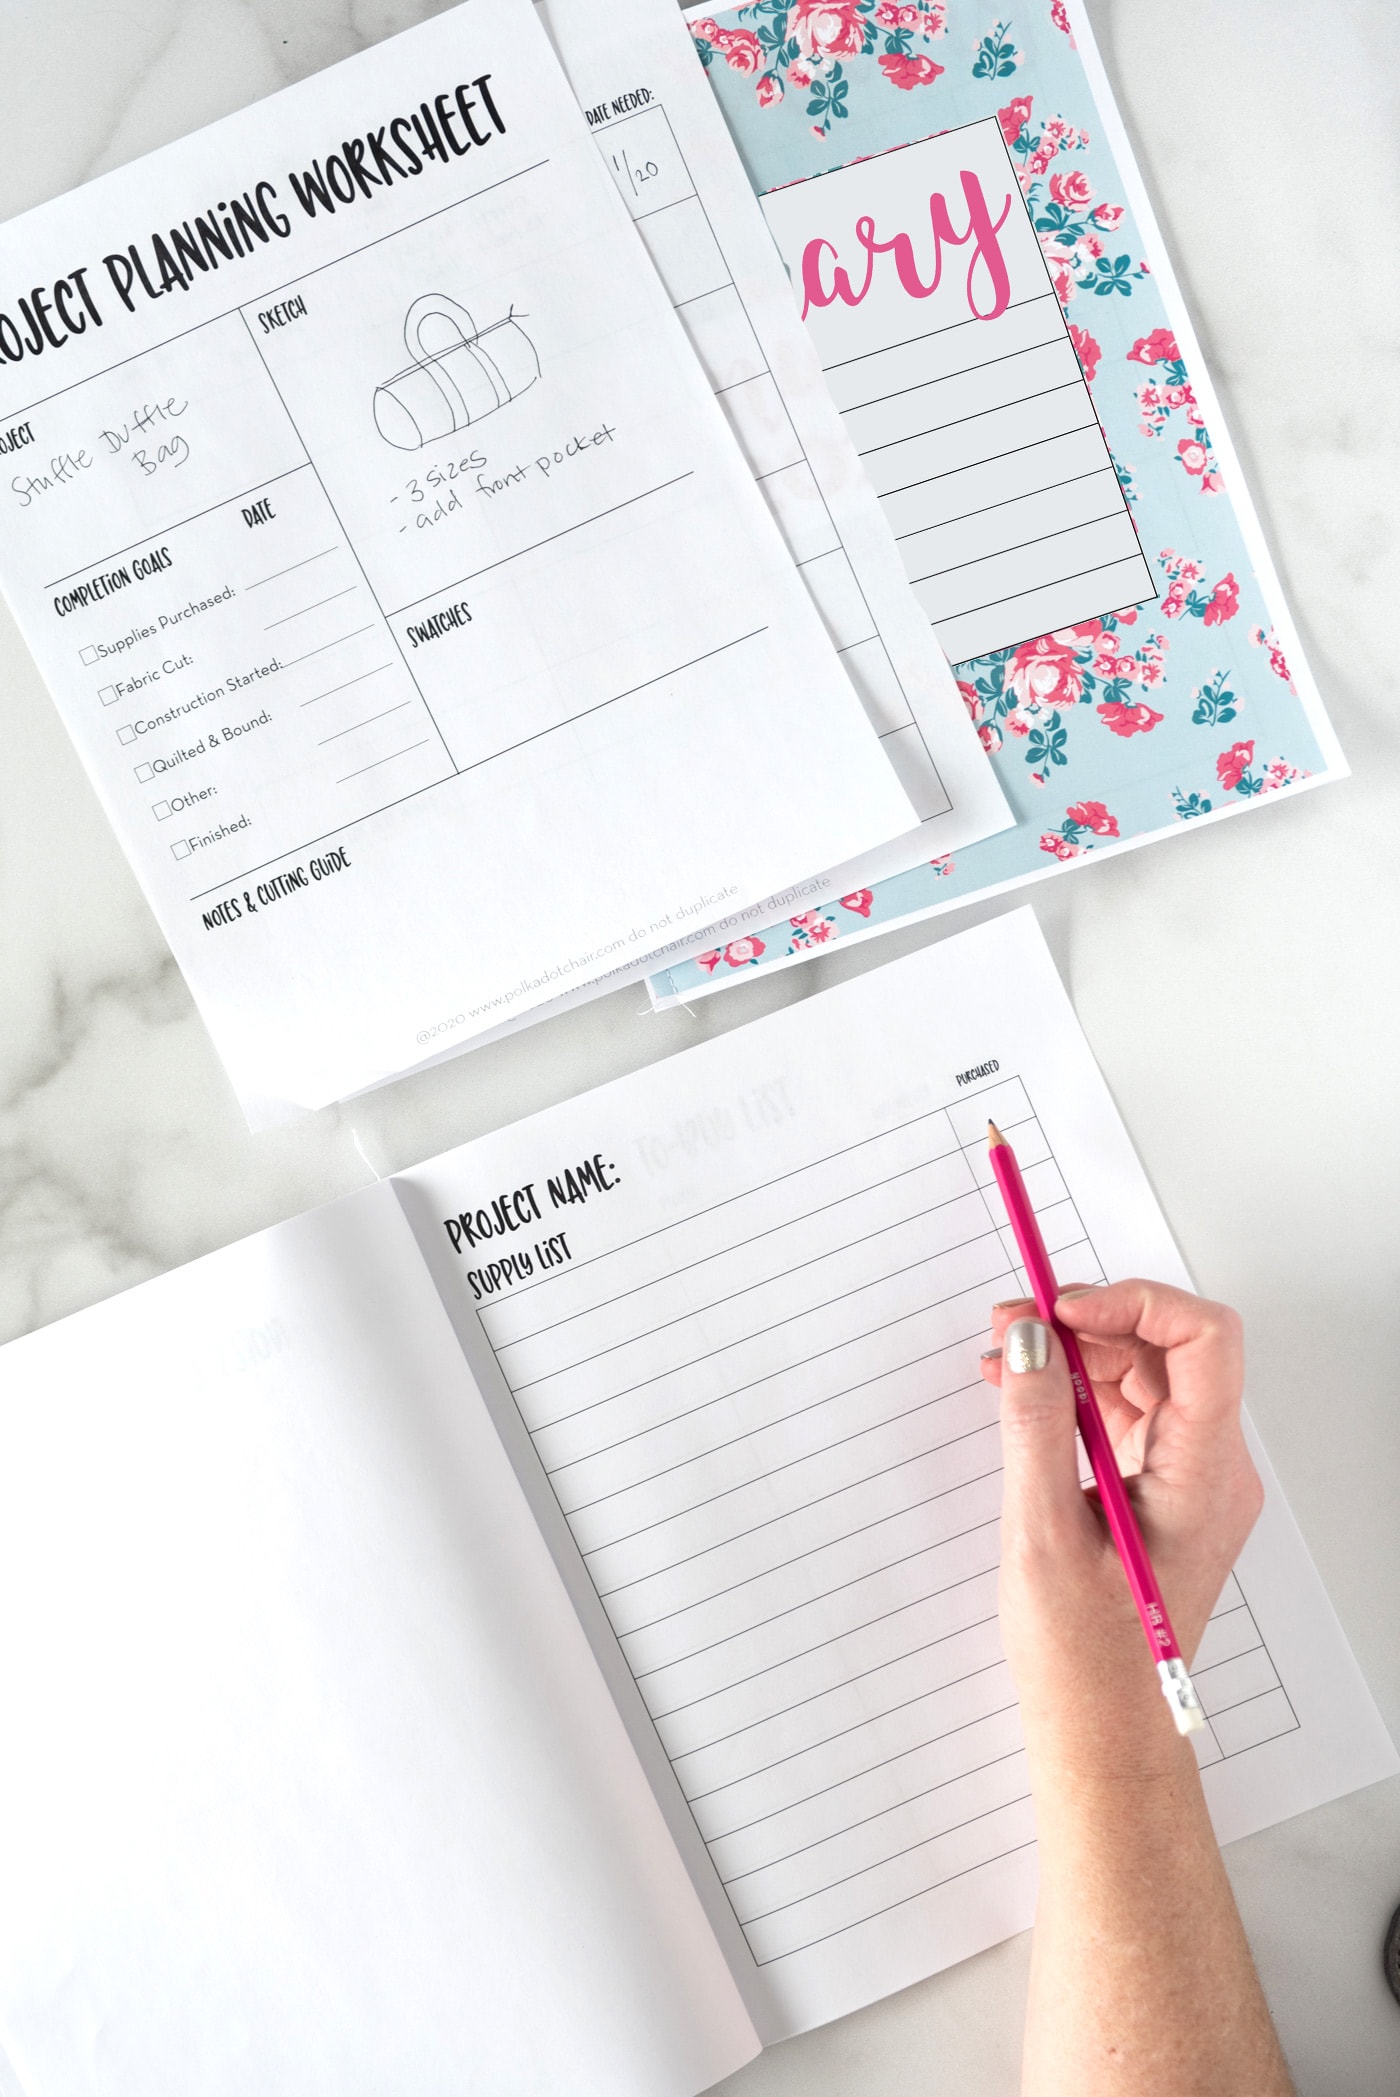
[{"xmin": 594, "ymin": 97, "xmax": 953, "ymax": 821}]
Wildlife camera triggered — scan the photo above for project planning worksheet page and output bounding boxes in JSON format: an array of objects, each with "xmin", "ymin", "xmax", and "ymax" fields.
[{"xmin": 0, "ymin": 0, "xmax": 916, "ymax": 1116}]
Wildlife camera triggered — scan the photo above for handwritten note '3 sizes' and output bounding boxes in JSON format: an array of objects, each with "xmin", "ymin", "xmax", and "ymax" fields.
[{"xmin": 763, "ymin": 119, "xmax": 1155, "ymax": 663}]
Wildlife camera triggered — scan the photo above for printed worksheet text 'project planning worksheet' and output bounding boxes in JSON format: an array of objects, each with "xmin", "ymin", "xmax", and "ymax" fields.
[{"xmin": 0, "ymin": 0, "xmax": 917, "ymax": 1118}]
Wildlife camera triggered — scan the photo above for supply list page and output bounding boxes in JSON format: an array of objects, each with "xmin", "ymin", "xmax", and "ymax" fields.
[
  {"xmin": 401, "ymin": 910, "xmax": 1399, "ymax": 2038},
  {"xmin": 0, "ymin": 0, "xmax": 913, "ymax": 1118}
]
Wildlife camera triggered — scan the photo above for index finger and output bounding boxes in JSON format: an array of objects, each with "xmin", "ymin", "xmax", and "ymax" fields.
[{"xmin": 1054, "ymin": 1278, "xmax": 1243, "ymax": 1420}]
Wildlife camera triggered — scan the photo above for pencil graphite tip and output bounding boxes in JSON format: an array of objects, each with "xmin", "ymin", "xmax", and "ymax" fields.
[{"xmin": 987, "ymin": 1121, "xmax": 1006, "ymax": 1147}]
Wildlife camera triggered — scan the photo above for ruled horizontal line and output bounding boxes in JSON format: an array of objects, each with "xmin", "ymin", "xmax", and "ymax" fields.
[
  {"xmin": 620, "ymin": 1462, "xmax": 1005, "ymax": 1642},
  {"xmin": 630, "ymin": 1515, "xmax": 1003, "ymax": 1677},
  {"xmin": 386, "ymin": 472, "xmax": 696, "ymax": 609},
  {"xmin": 723, "ymin": 1745, "xmax": 1027, "ymax": 1888},
  {"xmin": 299, "ymin": 664, "xmax": 395, "ymax": 708},
  {"xmin": 483, "ymin": 1100, "xmax": 1036, "ymax": 1321},
  {"xmin": 877, "ymin": 424, "xmax": 1100, "ymax": 504},
  {"xmin": 745, "ymin": 1799, "xmax": 1033, "ymax": 1938},
  {"xmin": 597, "ymin": 1434, "xmax": 1002, "ymax": 1602},
  {"xmin": 245, "ymin": 546, "xmax": 340, "ymax": 591},
  {"xmin": 336, "ymin": 738, "xmax": 431, "ymax": 785},
  {"xmin": 908, "ymin": 510, "xmax": 1130, "ymax": 587},
  {"xmin": 931, "ymin": 553, "xmax": 1154, "ymax": 626},
  {"xmin": 512, "ymin": 1176, "xmax": 1000, "ymax": 1391},
  {"xmin": 841, "ymin": 333, "xmax": 1069, "ymax": 418},
  {"xmin": 502, "ymin": 1121, "xmax": 1033, "ymax": 1351},
  {"xmin": 752, "ymin": 1836, "xmax": 1038, "ymax": 1965},
  {"xmin": 582, "ymin": 1376, "xmax": 988, "ymax": 1554},
  {"xmin": 651, "ymin": 1555, "xmax": 1000, "ymax": 1722},
  {"xmin": 264, "ymin": 584, "xmax": 358, "ymax": 630},
  {"xmin": 541, "ymin": 1259, "xmax": 1011, "ymax": 1470},
  {"xmin": 670, "ymin": 1609, "xmax": 1001, "ymax": 1765},
  {"xmin": 704, "ymin": 1693, "xmax": 1021, "ymax": 1845},
  {"xmin": 593, "ymin": 1405, "xmax": 997, "ymax": 1581},
  {"xmin": 822, "ymin": 290, "xmax": 1052, "ymax": 374},
  {"xmin": 318, "ymin": 701, "xmax": 412, "ymax": 746},
  {"xmin": 687, "ymin": 1655, "xmax": 1011, "ymax": 1804},
  {"xmin": 564, "ymin": 1333, "xmax": 995, "ymax": 1515},
  {"xmin": 278, "ymin": 625, "xmax": 377, "ymax": 670},
  {"xmin": 857, "ymin": 380, "xmax": 1082, "ymax": 460},
  {"xmin": 894, "ymin": 466, "xmax": 1108, "ymax": 541}
]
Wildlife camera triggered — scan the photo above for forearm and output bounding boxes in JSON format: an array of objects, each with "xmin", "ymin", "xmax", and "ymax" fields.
[{"xmin": 1022, "ymin": 1712, "xmax": 1295, "ymax": 2097}]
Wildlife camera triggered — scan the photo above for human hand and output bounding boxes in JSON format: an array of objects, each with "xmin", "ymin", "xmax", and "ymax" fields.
[{"xmin": 980, "ymin": 1280, "xmax": 1264, "ymax": 1767}]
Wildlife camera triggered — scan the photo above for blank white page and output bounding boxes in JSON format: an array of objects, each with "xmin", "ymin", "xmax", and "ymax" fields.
[
  {"xmin": 0, "ymin": 1186, "xmax": 757, "ymax": 2097},
  {"xmin": 399, "ymin": 907, "xmax": 1397, "ymax": 2040}
]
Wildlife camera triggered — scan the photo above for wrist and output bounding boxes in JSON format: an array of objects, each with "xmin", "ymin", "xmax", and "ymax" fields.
[
  {"xmin": 1021, "ymin": 1681, "xmax": 1198, "ymax": 1807},
  {"xmin": 1013, "ymin": 1637, "xmax": 1192, "ymax": 1790}
]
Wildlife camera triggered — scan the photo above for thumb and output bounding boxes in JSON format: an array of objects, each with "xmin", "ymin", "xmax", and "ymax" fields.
[{"xmin": 997, "ymin": 1319, "xmax": 1092, "ymax": 1549}]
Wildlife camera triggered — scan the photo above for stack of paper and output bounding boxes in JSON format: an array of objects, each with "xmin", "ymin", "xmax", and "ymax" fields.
[{"xmin": 0, "ymin": 0, "xmax": 1011, "ymax": 1123}]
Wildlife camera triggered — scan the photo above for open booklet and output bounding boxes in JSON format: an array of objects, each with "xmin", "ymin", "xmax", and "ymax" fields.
[
  {"xmin": 0, "ymin": 910, "xmax": 1392, "ymax": 2094},
  {"xmin": 0, "ymin": 0, "xmax": 1020, "ymax": 1124}
]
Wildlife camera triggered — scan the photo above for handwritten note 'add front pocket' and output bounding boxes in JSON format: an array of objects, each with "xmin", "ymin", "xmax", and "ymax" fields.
[{"xmin": 761, "ymin": 118, "xmax": 1155, "ymax": 663}]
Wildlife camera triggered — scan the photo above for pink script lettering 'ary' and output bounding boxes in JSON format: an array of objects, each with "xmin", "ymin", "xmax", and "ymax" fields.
[{"xmin": 798, "ymin": 169, "xmax": 1013, "ymax": 324}]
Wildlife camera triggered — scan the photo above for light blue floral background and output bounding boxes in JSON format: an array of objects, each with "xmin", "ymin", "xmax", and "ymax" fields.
[{"xmin": 652, "ymin": 0, "xmax": 1330, "ymax": 994}]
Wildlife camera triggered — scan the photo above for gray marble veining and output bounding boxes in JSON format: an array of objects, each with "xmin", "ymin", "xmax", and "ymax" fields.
[{"xmin": 1, "ymin": 3, "xmax": 1397, "ymax": 2090}]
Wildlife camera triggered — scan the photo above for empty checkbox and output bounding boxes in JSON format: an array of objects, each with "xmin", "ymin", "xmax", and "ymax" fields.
[
  {"xmin": 117, "ymin": 725, "xmax": 136, "ymax": 746},
  {"xmin": 153, "ymin": 801, "xmax": 172, "ymax": 821},
  {"xmin": 80, "ymin": 645, "xmax": 99, "ymax": 666},
  {"xmin": 171, "ymin": 840, "xmax": 192, "ymax": 861},
  {"xmin": 134, "ymin": 762, "xmax": 154, "ymax": 783},
  {"xmin": 99, "ymin": 686, "xmax": 118, "ymax": 707}
]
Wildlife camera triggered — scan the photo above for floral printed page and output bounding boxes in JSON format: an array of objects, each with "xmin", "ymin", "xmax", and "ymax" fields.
[{"xmin": 648, "ymin": 0, "xmax": 1343, "ymax": 1002}]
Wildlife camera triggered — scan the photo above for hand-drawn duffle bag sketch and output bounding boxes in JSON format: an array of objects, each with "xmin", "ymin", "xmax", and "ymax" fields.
[{"xmin": 373, "ymin": 293, "xmax": 540, "ymax": 450}]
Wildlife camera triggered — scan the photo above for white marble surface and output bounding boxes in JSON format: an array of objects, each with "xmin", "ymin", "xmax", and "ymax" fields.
[{"xmin": 1, "ymin": 0, "xmax": 1398, "ymax": 2089}]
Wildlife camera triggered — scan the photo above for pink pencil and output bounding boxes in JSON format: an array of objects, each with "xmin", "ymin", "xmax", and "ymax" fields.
[{"xmin": 987, "ymin": 1121, "xmax": 1205, "ymax": 1737}]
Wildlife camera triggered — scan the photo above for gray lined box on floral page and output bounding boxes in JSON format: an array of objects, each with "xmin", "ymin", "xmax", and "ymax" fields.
[{"xmin": 760, "ymin": 116, "xmax": 1156, "ymax": 664}]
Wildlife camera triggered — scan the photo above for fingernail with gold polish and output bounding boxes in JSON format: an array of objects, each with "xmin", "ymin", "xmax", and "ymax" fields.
[
  {"xmin": 1004, "ymin": 1320, "xmax": 1050, "ymax": 1375},
  {"xmin": 980, "ymin": 1347, "xmax": 1003, "ymax": 1363}
]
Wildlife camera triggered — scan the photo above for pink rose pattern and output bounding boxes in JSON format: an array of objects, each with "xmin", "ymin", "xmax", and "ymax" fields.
[
  {"xmin": 778, "ymin": 890, "xmax": 900, "ymax": 952},
  {"xmin": 1040, "ymin": 799, "xmax": 1120, "ymax": 859},
  {"xmin": 1127, "ymin": 328, "xmax": 1223, "ymax": 496},
  {"xmin": 879, "ymin": 49, "xmax": 945, "ymax": 87},
  {"xmin": 1158, "ymin": 549, "xmax": 1240, "ymax": 625},
  {"xmin": 959, "ymin": 611, "xmax": 1170, "ymax": 778},
  {"xmin": 693, "ymin": 0, "xmax": 948, "ymax": 136},
  {"xmin": 995, "ymin": 93, "xmax": 1150, "ymax": 309},
  {"xmin": 787, "ymin": 909, "xmax": 839, "ymax": 950},
  {"xmin": 696, "ymin": 936, "xmax": 768, "ymax": 971},
  {"xmin": 1066, "ymin": 322, "xmax": 1100, "ymax": 382},
  {"xmin": 668, "ymin": 3, "xmax": 1325, "ymax": 989},
  {"xmin": 1251, "ymin": 624, "xmax": 1295, "ymax": 687}
]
